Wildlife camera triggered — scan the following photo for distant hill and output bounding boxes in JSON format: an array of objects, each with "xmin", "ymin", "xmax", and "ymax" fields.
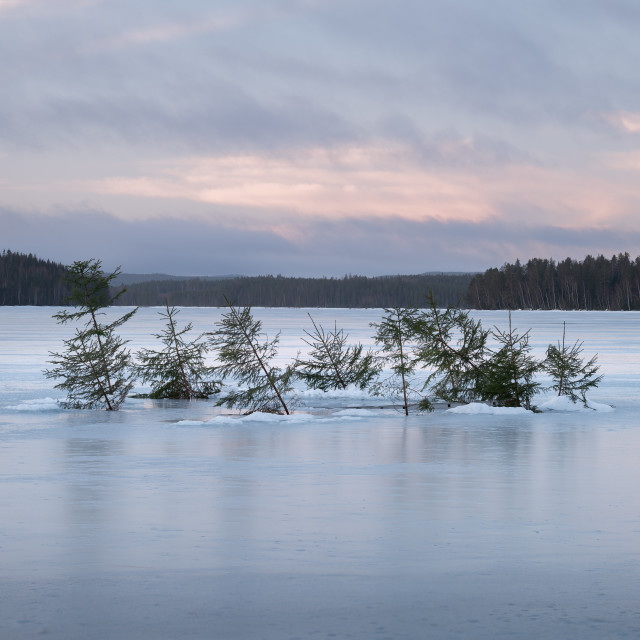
[
  {"xmin": 114, "ymin": 271, "xmax": 473, "ymax": 287},
  {"xmin": 0, "ymin": 250, "xmax": 474, "ymax": 308},
  {"xmin": 15, "ymin": 249, "xmax": 639, "ymax": 310},
  {"xmin": 113, "ymin": 273, "xmax": 474, "ymax": 308},
  {"xmin": 113, "ymin": 273, "xmax": 241, "ymax": 286}
]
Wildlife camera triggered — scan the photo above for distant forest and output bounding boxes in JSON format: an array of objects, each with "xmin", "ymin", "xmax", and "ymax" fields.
[
  {"xmin": 0, "ymin": 250, "xmax": 70, "ymax": 305},
  {"xmin": 469, "ymin": 253, "xmax": 640, "ymax": 310},
  {"xmin": 3, "ymin": 249, "xmax": 640, "ymax": 310},
  {"xmin": 0, "ymin": 251, "xmax": 471, "ymax": 308},
  {"xmin": 113, "ymin": 273, "xmax": 472, "ymax": 308}
]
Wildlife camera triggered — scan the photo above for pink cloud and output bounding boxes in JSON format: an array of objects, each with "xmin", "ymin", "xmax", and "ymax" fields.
[
  {"xmin": 88, "ymin": 145, "xmax": 498, "ymax": 225},
  {"xmin": 599, "ymin": 110, "xmax": 640, "ymax": 133},
  {"xmin": 89, "ymin": 145, "xmax": 638, "ymax": 228},
  {"xmin": 89, "ymin": 13, "xmax": 243, "ymax": 52}
]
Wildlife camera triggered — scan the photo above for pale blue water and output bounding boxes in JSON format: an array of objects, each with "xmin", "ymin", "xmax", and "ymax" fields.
[{"xmin": 1, "ymin": 307, "xmax": 639, "ymax": 639}]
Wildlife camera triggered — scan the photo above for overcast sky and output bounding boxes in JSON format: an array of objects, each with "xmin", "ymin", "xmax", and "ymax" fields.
[{"xmin": 3, "ymin": 0, "xmax": 640, "ymax": 276}]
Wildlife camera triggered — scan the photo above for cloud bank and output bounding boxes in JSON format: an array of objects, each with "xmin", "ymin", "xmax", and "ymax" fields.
[
  {"xmin": 2, "ymin": 0, "xmax": 640, "ymax": 274},
  {"xmin": 3, "ymin": 207, "xmax": 638, "ymax": 277}
]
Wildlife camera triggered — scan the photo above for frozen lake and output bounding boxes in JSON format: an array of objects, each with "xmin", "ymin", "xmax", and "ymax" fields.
[{"xmin": 1, "ymin": 307, "xmax": 640, "ymax": 639}]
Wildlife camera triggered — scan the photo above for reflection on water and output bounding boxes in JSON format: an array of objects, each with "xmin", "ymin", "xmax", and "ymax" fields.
[
  {"xmin": 1, "ymin": 307, "xmax": 640, "ymax": 638},
  {"xmin": 1, "ymin": 410, "xmax": 639, "ymax": 638}
]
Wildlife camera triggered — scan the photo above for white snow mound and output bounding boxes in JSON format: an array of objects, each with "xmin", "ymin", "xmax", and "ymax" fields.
[
  {"xmin": 176, "ymin": 408, "xmax": 385, "ymax": 426},
  {"xmin": 177, "ymin": 412, "xmax": 317, "ymax": 426},
  {"xmin": 447, "ymin": 402, "xmax": 532, "ymax": 415},
  {"xmin": 586, "ymin": 400, "xmax": 615, "ymax": 412},
  {"xmin": 332, "ymin": 408, "xmax": 384, "ymax": 417},
  {"xmin": 539, "ymin": 396, "xmax": 614, "ymax": 412},
  {"xmin": 6, "ymin": 397, "xmax": 61, "ymax": 412},
  {"xmin": 297, "ymin": 385, "xmax": 374, "ymax": 400}
]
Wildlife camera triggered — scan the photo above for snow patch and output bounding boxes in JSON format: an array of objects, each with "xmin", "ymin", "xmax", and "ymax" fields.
[
  {"xmin": 5, "ymin": 397, "xmax": 62, "ymax": 412},
  {"xmin": 539, "ymin": 396, "xmax": 615, "ymax": 412},
  {"xmin": 297, "ymin": 385, "xmax": 375, "ymax": 401},
  {"xmin": 176, "ymin": 408, "xmax": 385, "ymax": 426},
  {"xmin": 177, "ymin": 412, "xmax": 317, "ymax": 426},
  {"xmin": 332, "ymin": 408, "xmax": 384, "ymax": 417},
  {"xmin": 447, "ymin": 402, "xmax": 532, "ymax": 415},
  {"xmin": 539, "ymin": 396, "xmax": 584, "ymax": 412},
  {"xmin": 586, "ymin": 400, "xmax": 615, "ymax": 412}
]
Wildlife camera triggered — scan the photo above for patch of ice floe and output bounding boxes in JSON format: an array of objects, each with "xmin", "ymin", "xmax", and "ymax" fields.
[
  {"xmin": 447, "ymin": 397, "xmax": 615, "ymax": 415},
  {"xmin": 538, "ymin": 395, "xmax": 614, "ymax": 412},
  {"xmin": 297, "ymin": 385, "xmax": 375, "ymax": 401},
  {"xmin": 447, "ymin": 403, "xmax": 532, "ymax": 415},
  {"xmin": 177, "ymin": 407, "xmax": 387, "ymax": 426},
  {"xmin": 5, "ymin": 397, "xmax": 62, "ymax": 412}
]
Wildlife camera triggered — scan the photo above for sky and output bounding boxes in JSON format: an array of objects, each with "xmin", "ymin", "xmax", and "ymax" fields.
[{"xmin": 3, "ymin": 0, "xmax": 640, "ymax": 277}]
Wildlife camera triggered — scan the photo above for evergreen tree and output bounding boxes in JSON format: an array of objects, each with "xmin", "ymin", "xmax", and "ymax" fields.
[
  {"xmin": 371, "ymin": 307, "xmax": 425, "ymax": 414},
  {"xmin": 136, "ymin": 303, "xmax": 217, "ymax": 399},
  {"xmin": 295, "ymin": 313, "xmax": 380, "ymax": 391},
  {"xmin": 208, "ymin": 299, "xmax": 294, "ymax": 414},
  {"xmin": 477, "ymin": 312, "xmax": 540, "ymax": 409},
  {"xmin": 543, "ymin": 321, "xmax": 603, "ymax": 406},
  {"xmin": 0, "ymin": 249, "xmax": 70, "ymax": 305},
  {"xmin": 410, "ymin": 293, "xmax": 488, "ymax": 405},
  {"xmin": 467, "ymin": 252, "xmax": 640, "ymax": 311},
  {"xmin": 44, "ymin": 259, "xmax": 137, "ymax": 410}
]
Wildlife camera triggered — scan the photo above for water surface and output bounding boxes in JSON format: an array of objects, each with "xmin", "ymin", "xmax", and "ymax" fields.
[{"xmin": 1, "ymin": 307, "xmax": 639, "ymax": 639}]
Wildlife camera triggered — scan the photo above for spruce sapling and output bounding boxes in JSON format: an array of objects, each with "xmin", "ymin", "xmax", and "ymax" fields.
[
  {"xmin": 478, "ymin": 311, "xmax": 540, "ymax": 410},
  {"xmin": 45, "ymin": 259, "xmax": 137, "ymax": 410},
  {"xmin": 136, "ymin": 303, "xmax": 217, "ymax": 399},
  {"xmin": 371, "ymin": 307, "xmax": 425, "ymax": 414},
  {"xmin": 410, "ymin": 293, "xmax": 488, "ymax": 405},
  {"xmin": 296, "ymin": 313, "xmax": 379, "ymax": 391},
  {"xmin": 543, "ymin": 321, "xmax": 603, "ymax": 406},
  {"xmin": 208, "ymin": 298, "xmax": 294, "ymax": 415}
]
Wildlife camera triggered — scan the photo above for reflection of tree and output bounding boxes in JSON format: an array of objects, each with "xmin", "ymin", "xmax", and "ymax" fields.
[{"xmin": 63, "ymin": 437, "xmax": 124, "ymax": 535}]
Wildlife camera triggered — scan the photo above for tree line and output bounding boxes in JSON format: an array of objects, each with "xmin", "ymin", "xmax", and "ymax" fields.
[
  {"xmin": 468, "ymin": 253, "xmax": 640, "ymax": 310},
  {"xmin": 0, "ymin": 250, "xmax": 473, "ymax": 308},
  {"xmin": 5, "ymin": 249, "xmax": 640, "ymax": 310},
  {"xmin": 0, "ymin": 250, "xmax": 70, "ymax": 305},
  {"xmin": 46, "ymin": 260, "xmax": 603, "ymax": 415},
  {"xmin": 112, "ymin": 273, "xmax": 473, "ymax": 308}
]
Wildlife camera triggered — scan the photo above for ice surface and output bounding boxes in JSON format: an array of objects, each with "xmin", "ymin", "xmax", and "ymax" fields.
[{"xmin": 1, "ymin": 307, "xmax": 640, "ymax": 639}]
